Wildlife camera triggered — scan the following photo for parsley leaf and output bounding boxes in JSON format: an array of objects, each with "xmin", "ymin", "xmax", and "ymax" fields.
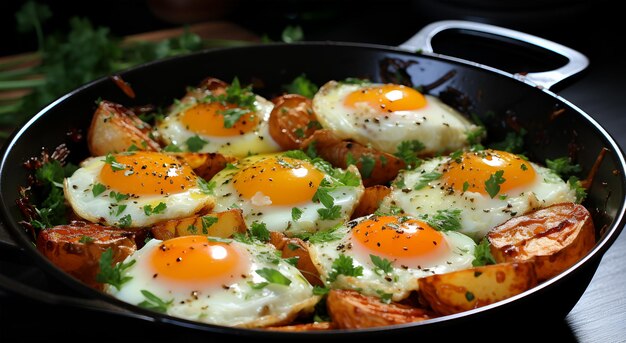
[
  {"xmin": 78, "ymin": 235, "xmax": 94, "ymax": 244},
  {"xmin": 546, "ymin": 157, "xmax": 582, "ymax": 179},
  {"xmin": 185, "ymin": 135, "xmax": 208, "ymax": 152},
  {"xmin": 143, "ymin": 202, "xmax": 167, "ymax": 216},
  {"xmin": 109, "ymin": 191, "xmax": 129, "ymax": 202},
  {"xmin": 92, "ymin": 183, "xmax": 106, "ymax": 197},
  {"xmin": 376, "ymin": 290, "xmax": 393, "ymax": 304},
  {"xmin": 421, "ymin": 209, "xmax": 462, "ymax": 231},
  {"xmin": 220, "ymin": 108, "xmax": 250, "ymax": 128},
  {"xmin": 118, "ymin": 214, "xmax": 132, "ymax": 228},
  {"xmin": 466, "ymin": 126, "xmax": 486, "ymax": 145},
  {"xmin": 312, "ymin": 285, "xmax": 330, "ymax": 295},
  {"xmin": 394, "ymin": 140, "xmax": 425, "ymax": 169},
  {"xmin": 197, "ymin": 178, "xmax": 215, "ymax": 195},
  {"xmin": 327, "ymin": 254, "xmax": 363, "ymax": 282},
  {"xmin": 472, "ymin": 238, "xmax": 496, "ymax": 266},
  {"xmin": 281, "ymin": 25, "xmax": 304, "ymax": 43},
  {"xmin": 104, "ymin": 154, "xmax": 126, "ymax": 171},
  {"xmin": 485, "ymin": 170, "xmax": 506, "ymax": 198},
  {"xmin": 370, "ymin": 254, "xmax": 393, "ymax": 275},
  {"xmin": 96, "ymin": 248, "xmax": 135, "ymax": 290},
  {"xmin": 163, "ymin": 144, "xmax": 182, "ymax": 152},
  {"xmin": 306, "ymin": 225, "xmax": 343, "ymax": 244},
  {"xmin": 283, "ymin": 74, "xmax": 318, "ymax": 98},
  {"xmin": 250, "ymin": 221, "xmax": 271, "ymax": 243},
  {"xmin": 345, "ymin": 152, "xmax": 357, "ymax": 166},
  {"xmin": 413, "ymin": 172, "xmax": 442, "ymax": 190},
  {"xmin": 256, "ymin": 268, "xmax": 292, "ymax": 286},
  {"xmin": 138, "ymin": 290, "xmax": 173, "ymax": 313},
  {"xmin": 201, "ymin": 215, "xmax": 218, "ymax": 234},
  {"xmin": 291, "ymin": 207, "xmax": 303, "ymax": 221},
  {"xmin": 317, "ymin": 205, "xmax": 342, "ymax": 220},
  {"xmin": 568, "ymin": 176, "xmax": 587, "ymax": 203},
  {"xmin": 359, "ymin": 155, "xmax": 376, "ymax": 179},
  {"xmin": 489, "ymin": 128, "xmax": 526, "ymax": 154}
]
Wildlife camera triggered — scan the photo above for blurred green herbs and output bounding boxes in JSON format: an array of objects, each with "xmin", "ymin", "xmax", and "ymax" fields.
[{"xmin": 0, "ymin": 1, "xmax": 303, "ymax": 139}]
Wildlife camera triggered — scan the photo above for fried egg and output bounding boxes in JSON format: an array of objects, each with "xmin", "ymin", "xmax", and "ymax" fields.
[
  {"xmin": 64, "ymin": 151, "xmax": 214, "ymax": 228},
  {"xmin": 380, "ymin": 149, "xmax": 577, "ymax": 240},
  {"xmin": 156, "ymin": 80, "xmax": 280, "ymax": 157},
  {"xmin": 105, "ymin": 235, "xmax": 318, "ymax": 327},
  {"xmin": 308, "ymin": 214, "xmax": 476, "ymax": 301},
  {"xmin": 210, "ymin": 152, "xmax": 364, "ymax": 236},
  {"xmin": 313, "ymin": 80, "xmax": 479, "ymax": 155}
]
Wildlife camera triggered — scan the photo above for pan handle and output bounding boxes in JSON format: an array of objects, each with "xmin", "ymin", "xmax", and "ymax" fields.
[{"xmin": 399, "ymin": 20, "xmax": 589, "ymax": 90}]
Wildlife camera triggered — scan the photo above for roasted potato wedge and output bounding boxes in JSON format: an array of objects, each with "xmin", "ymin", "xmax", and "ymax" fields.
[
  {"xmin": 351, "ymin": 185, "xmax": 391, "ymax": 219},
  {"xmin": 327, "ymin": 289, "xmax": 433, "ymax": 329},
  {"xmin": 150, "ymin": 209, "xmax": 247, "ymax": 240},
  {"xmin": 267, "ymin": 322, "xmax": 334, "ymax": 331},
  {"xmin": 87, "ymin": 100, "xmax": 161, "ymax": 156},
  {"xmin": 171, "ymin": 152, "xmax": 237, "ymax": 180},
  {"xmin": 269, "ymin": 94, "xmax": 319, "ymax": 150},
  {"xmin": 488, "ymin": 202, "xmax": 595, "ymax": 281},
  {"xmin": 418, "ymin": 261, "xmax": 537, "ymax": 316},
  {"xmin": 270, "ymin": 231, "xmax": 323, "ymax": 286},
  {"xmin": 301, "ymin": 129, "xmax": 405, "ymax": 187},
  {"xmin": 36, "ymin": 221, "xmax": 136, "ymax": 289}
]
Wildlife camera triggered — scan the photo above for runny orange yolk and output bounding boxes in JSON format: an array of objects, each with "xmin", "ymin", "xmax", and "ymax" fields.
[
  {"xmin": 344, "ymin": 84, "xmax": 427, "ymax": 112},
  {"xmin": 351, "ymin": 216, "xmax": 447, "ymax": 264},
  {"xmin": 442, "ymin": 149, "xmax": 537, "ymax": 195},
  {"xmin": 181, "ymin": 102, "xmax": 259, "ymax": 137},
  {"xmin": 232, "ymin": 156, "xmax": 325, "ymax": 206},
  {"xmin": 99, "ymin": 152, "xmax": 197, "ymax": 196},
  {"xmin": 150, "ymin": 235, "xmax": 248, "ymax": 286}
]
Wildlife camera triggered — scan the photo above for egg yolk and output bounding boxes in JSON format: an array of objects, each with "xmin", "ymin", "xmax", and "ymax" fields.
[
  {"xmin": 351, "ymin": 216, "xmax": 447, "ymax": 265},
  {"xmin": 232, "ymin": 156, "xmax": 325, "ymax": 206},
  {"xmin": 149, "ymin": 235, "xmax": 249, "ymax": 286},
  {"xmin": 181, "ymin": 102, "xmax": 259, "ymax": 137},
  {"xmin": 344, "ymin": 84, "xmax": 426, "ymax": 112},
  {"xmin": 441, "ymin": 149, "xmax": 537, "ymax": 196},
  {"xmin": 99, "ymin": 152, "xmax": 197, "ymax": 196}
]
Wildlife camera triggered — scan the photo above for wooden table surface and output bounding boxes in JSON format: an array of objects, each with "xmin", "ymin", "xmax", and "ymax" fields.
[{"xmin": 0, "ymin": 19, "xmax": 625, "ymax": 342}]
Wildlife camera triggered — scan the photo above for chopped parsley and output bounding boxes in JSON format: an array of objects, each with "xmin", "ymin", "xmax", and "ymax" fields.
[
  {"xmin": 394, "ymin": 140, "xmax": 425, "ymax": 169},
  {"xmin": 462, "ymin": 181, "xmax": 470, "ymax": 192},
  {"xmin": 284, "ymin": 256, "xmax": 299, "ymax": 266},
  {"xmin": 413, "ymin": 171, "xmax": 442, "ymax": 190},
  {"xmin": 568, "ymin": 176, "xmax": 587, "ymax": 203},
  {"xmin": 283, "ymin": 73, "xmax": 319, "ymax": 98},
  {"xmin": 201, "ymin": 215, "xmax": 219, "ymax": 234},
  {"xmin": 163, "ymin": 144, "xmax": 182, "ymax": 152},
  {"xmin": 420, "ymin": 209, "xmax": 462, "ymax": 231},
  {"xmin": 312, "ymin": 285, "xmax": 330, "ymax": 295},
  {"xmin": 291, "ymin": 207, "xmax": 303, "ymax": 221},
  {"xmin": 221, "ymin": 108, "xmax": 250, "ymax": 128},
  {"xmin": 30, "ymin": 160, "xmax": 76, "ymax": 229},
  {"xmin": 143, "ymin": 202, "xmax": 167, "ymax": 216},
  {"xmin": 78, "ymin": 235, "xmax": 94, "ymax": 244},
  {"xmin": 327, "ymin": 254, "xmax": 363, "ymax": 282},
  {"xmin": 197, "ymin": 178, "xmax": 215, "ymax": 195},
  {"xmin": 466, "ymin": 126, "xmax": 486, "ymax": 145},
  {"xmin": 472, "ymin": 238, "xmax": 496, "ymax": 266},
  {"xmin": 359, "ymin": 155, "xmax": 376, "ymax": 179},
  {"xmin": 92, "ymin": 183, "xmax": 106, "ymax": 197},
  {"xmin": 113, "ymin": 204, "xmax": 127, "ymax": 216},
  {"xmin": 109, "ymin": 191, "xmax": 129, "ymax": 202},
  {"xmin": 370, "ymin": 254, "xmax": 393, "ymax": 275},
  {"xmin": 306, "ymin": 224, "xmax": 343, "ymax": 244},
  {"xmin": 96, "ymin": 248, "xmax": 135, "ymax": 290},
  {"xmin": 485, "ymin": 170, "xmax": 506, "ymax": 198},
  {"xmin": 185, "ymin": 135, "xmax": 208, "ymax": 152},
  {"xmin": 255, "ymin": 268, "xmax": 292, "ymax": 286},
  {"xmin": 376, "ymin": 290, "xmax": 393, "ymax": 304},
  {"xmin": 204, "ymin": 77, "xmax": 257, "ymax": 128},
  {"xmin": 345, "ymin": 152, "xmax": 357, "ymax": 167},
  {"xmin": 118, "ymin": 214, "xmax": 132, "ymax": 228},
  {"xmin": 138, "ymin": 290, "xmax": 173, "ymax": 313},
  {"xmin": 250, "ymin": 221, "xmax": 271, "ymax": 242},
  {"xmin": 103, "ymin": 153, "xmax": 126, "ymax": 171},
  {"xmin": 317, "ymin": 205, "xmax": 342, "ymax": 220},
  {"xmin": 489, "ymin": 128, "xmax": 526, "ymax": 154},
  {"xmin": 546, "ymin": 157, "xmax": 582, "ymax": 179}
]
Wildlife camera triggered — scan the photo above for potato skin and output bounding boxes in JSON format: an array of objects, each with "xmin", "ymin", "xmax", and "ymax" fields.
[
  {"xmin": 301, "ymin": 129, "xmax": 405, "ymax": 187},
  {"xmin": 87, "ymin": 100, "xmax": 161, "ymax": 156},
  {"xmin": 270, "ymin": 231, "xmax": 322, "ymax": 286},
  {"xmin": 36, "ymin": 221, "xmax": 136, "ymax": 289},
  {"xmin": 418, "ymin": 261, "xmax": 537, "ymax": 316},
  {"xmin": 488, "ymin": 202, "xmax": 595, "ymax": 281},
  {"xmin": 268, "ymin": 94, "xmax": 319, "ymax": 150},
  {"xmin": 351, "ymin": 185, "xmax": 391, "ymax": 219},
  {"xmin": 150, "ymin": 209, "xmax": 247, "ymax": 240},
  {"xmin": 327, "ymin": 289, "xmax": 432, "ymax": 329}
]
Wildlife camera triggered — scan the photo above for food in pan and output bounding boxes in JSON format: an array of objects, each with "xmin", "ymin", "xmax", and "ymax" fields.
[{"xmin": 21, "ymin": 76, "xmax": 596, "ymax": 330}]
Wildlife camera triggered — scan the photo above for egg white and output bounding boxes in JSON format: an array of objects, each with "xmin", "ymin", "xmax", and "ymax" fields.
[
  {"xmin": 156, "ymin": 89, "xmax": 280, "ymax": 157},
  {"xmin": 308, "ymin": 215, "xmax": 476, "ymax": 301},
  {"xmin": 105, "ymin": 238, "xmax": 318, "ymax": 328},
  {"xmin": 379, "ymin": 155, "xmax": 577, "ymax": 240},
  {"xmin": 64, "ymin": 156, "xmax": 214, "ymax": 228},
  {"xmin": 211, "ymin": 153, "xmax": 365, "ymax": 236},
  {"xmin": 313, "ymin": 80, "xmax": 479, "ymax": 155}
]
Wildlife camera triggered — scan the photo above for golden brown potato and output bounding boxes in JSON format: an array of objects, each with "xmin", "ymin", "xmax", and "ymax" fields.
[
  {"xmin": 417, "ymin": 261, "xmax": 538, "ymax": 316},
  {"xmin": 351, "ymin": 185, "xmax": 391, "ymax": 219},
  {"xmin": 36, "ymin": 221, "xmax": 136, "ymax": 289},
  {"xmin": 301, "ymin": 129, "xmax": 405, "ymax": 187},
  {"xmin": 267, "ymin": 322, "xmax": 334, "ymax": 331},
  {"xmin": 87, "ymin": 100, "xmax": 161, "ymax": 156},
  {"xmin": 327, "ymin": 289, "xmax": 433, "ymax": 329},
  {"xmin": 269, "ymin": 94, "xmax": 319, "ymax": 150},
  {"xmin": 270, "ymin": 231, "xmax": 323, "ymax": 286},
  {"xmin": 487, "ymin": 202, "xmax": 596, "ymax": 281},
  {"xmin": 170, "ymin": 152, "xmax": 237, "ymax": 180},
  {"xmin": 150, "ymin": 209, "xmax": 247, "ymax": 240}
]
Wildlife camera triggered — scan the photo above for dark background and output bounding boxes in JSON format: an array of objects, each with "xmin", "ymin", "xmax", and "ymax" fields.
[{"xmin": 1, "ymin": 0, "xmax": 625, "ymax": 342}]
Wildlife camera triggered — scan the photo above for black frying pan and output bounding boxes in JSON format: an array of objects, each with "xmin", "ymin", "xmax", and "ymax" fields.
[{"xmin": 0, "ymin": 21, "xmax": 625, "ymax": 339}]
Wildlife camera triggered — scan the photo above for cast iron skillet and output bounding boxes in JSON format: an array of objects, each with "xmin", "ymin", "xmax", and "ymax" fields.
[{"xmin": 0, "ymin": 21, "xmax": 625, "ymax": 338}]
